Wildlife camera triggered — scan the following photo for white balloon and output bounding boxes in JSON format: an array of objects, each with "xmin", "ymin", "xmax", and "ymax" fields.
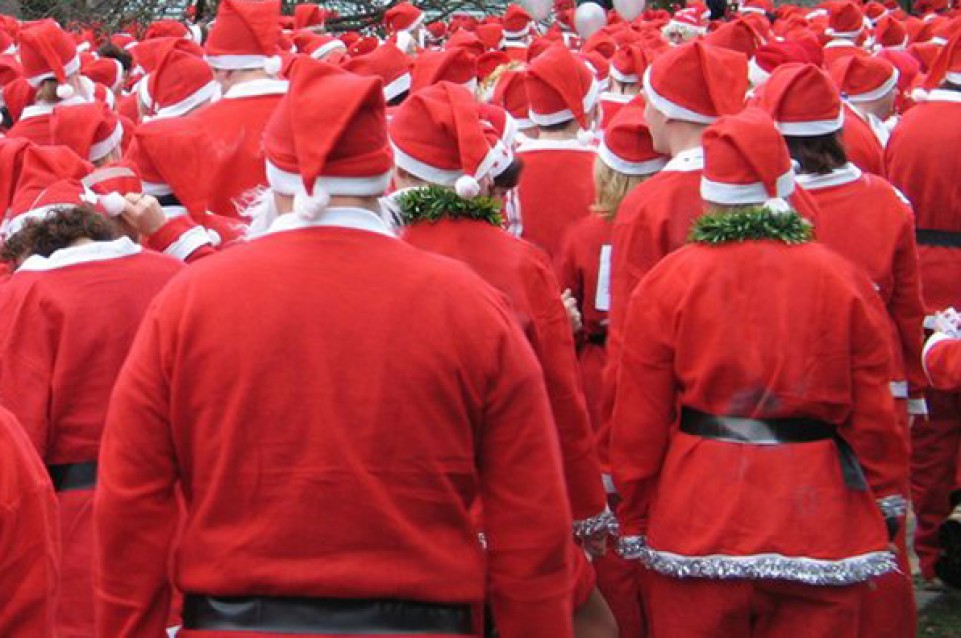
[
  {"xmin": 575, "ymin": 2, "xmax": 607, "ymax": 39},
  {"xmin": 520, "ymin": 0, "xmax": 553, "ymax": 22},
  {"xmin": 613, "ymin": 0, "xmax": 646, "ymax": 21}
]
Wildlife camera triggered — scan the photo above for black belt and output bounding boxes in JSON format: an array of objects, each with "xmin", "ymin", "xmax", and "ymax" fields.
[
  {"xmin": 916, "ymin": 229, "xmax": 961, "ymax": 248},
  {"xmin": 47, "ymin": 461, "xmax": 97, "ymax": 492},
  {"xmin": 182, "ymin": 594, "xmax": 474, "ymax": 635},
  {"xmin": 156, "ymin": 194, "xmax": 182, "ymax": 208},
  {"xmin": 679, "ymin": 408, "xmax": 868, "ymax": 491},
  {"xmin": 586, "ymin": 332, "xmax": 607, "ymax": 346}
]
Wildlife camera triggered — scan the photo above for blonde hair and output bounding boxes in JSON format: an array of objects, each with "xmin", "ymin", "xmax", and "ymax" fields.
[{"xmin": 592, "ymin": 157, "xmax": 649, "ymax": 220}]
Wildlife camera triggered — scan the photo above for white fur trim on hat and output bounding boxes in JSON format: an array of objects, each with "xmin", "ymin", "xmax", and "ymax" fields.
[
  {"xmin": 846, "ymin": 68, "xmax": 900, "ymax": 102},
  {"xmin": 266, "ymin": 159, "xmax": 393, "ymax": 197},
  {"xmin": 824, "ymin": 28, "xmax": 863, "ymax": 39},
  {"xmin": 390, "ymin": 139, "xmax": 501, "ymax": 187},
  {"xmin": 88, "ymin": 121, "xmax": 124, "ymax": 163},
  {"xmin": 643, "ymin": 66, "xmax": 717, "ymax": 125},
  {"xmin": 205, "ymin": 53, "xmax": 269, "ymax": 70},
  {"xmin": 99, "ymin": 191, "xmax": 127, "ymax": 217},
  {"xmin": 775, "ymin": 109, "xmax": 845, "ymax": 136},
  {"xmin": 143, "ymin": 79, "xmax": 220, "ymax": 120},
  {"xmin": 188, "ymin": 24, "xmax": 204, "ymax": 43},
  {"xmin": 597, "ymin": 140, "xmax": 668, "ymax": 176},
  {"xmin": 309, "ymin": 40, "xmax": 347, "ymax": 60},
  {"xmin": 504, "ymin": 24, "xmax": 531, "ymax": 39},
  {"xmin": 142, "ymin": 181, "xmax": 174, "ymax": 197},
  {"xmin": 748, "ymin": 58, "xmax": 772, "ymax": 87},
  {"xmin": 529, "ymin": 76, "xmax": 601, "ymax": 127},
  {"xmin": 947, "ymin": 71, "xmax": 961, "ymax": 84},
  {"xmin": 700, "ymin": 168, "xmax": 796, "ymax": 205},
  {"xmin": 610, "ymin": 67, "xmax": 640, "ymax": 84},
  {"xmin": 384, "ymin": 72, "xmax": 412, "ymax": 101},
  {"xmin": 27, "ymin": 53, "xmax": 81, "ymax": 87}
]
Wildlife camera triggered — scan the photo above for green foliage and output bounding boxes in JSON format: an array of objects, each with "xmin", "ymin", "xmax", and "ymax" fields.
[
  {"xmin": 690, "ymin": 205, "xmax": 813, "ymax": 245},
  {"xmin": 397, "ymin": 185, "xmax": 503, "ymax": 227}
]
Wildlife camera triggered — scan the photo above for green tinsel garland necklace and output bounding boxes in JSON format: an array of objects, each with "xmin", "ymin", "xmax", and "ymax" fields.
[
  {"xmin": 396, "ymin": 186, "xmax": 503, "ymax": 227},
  {"xmin": 689, "ymin": 205, "xmax": 814, "ymax": 245}
]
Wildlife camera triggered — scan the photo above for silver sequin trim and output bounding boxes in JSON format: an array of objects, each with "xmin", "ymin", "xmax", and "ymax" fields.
[
  {"xmin": 632, "ymin": 547, "xmax": 897, "ymax": 586},
  {"xmin": 617, "ymin": 535, "xmax": 648, "ymax": 560},
  {"xmin": 877, "ymin": 495, "xmax": 908, "ymax": 519},
  {"xmin": 573, "ymin": 507, "xmax": 619, "ymax": 538}
]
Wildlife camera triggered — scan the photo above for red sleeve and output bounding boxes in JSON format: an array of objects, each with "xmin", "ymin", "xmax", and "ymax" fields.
[
  {"xmin": 527, "ymin": 254, "xmax": 608, "ymax": 527},
  {"xmin": 0, "ymin": 408, "xmax": 59, "ymax": 638},
  {"xmin": 609, "ymin": 265, "xmax": 679, "ymax": 540},
  {"xmin": 923, "ymin": 335, "xmax": 961, "ymax": 391},
  {"xmin": 887, "ymin": 202, "xmax": 926, "ymax": 397},
  {"xmin": 554, "ymin": 227, "xmax": 583, "ymax": 304},
  {"xmin": 94, "ymin": 297, "xmax": 181, "ymax": 638},
  {"xmin": 145, "ymin": 217, "xmax": 217, "ymax": 263},
  {"xmin": 480, "ymin": 298, "xmax": 575, "ymax": 638}
]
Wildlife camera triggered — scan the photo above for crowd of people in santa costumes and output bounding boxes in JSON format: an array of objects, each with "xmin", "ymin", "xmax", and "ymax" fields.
[{"xmin": 3, "ymin": 0, "xmax": 961, "ymax": 635}]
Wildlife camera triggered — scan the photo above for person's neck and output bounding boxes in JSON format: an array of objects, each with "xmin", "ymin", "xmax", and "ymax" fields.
[
  {"xmin": 667, "ymin": 123, "xmax": 706, "ymax": 157},
  {"xmin": 225, "ymin": 70, "xmax": 272, "ymax": 91},
  {"xmin": 275, "ymin": 195, "xmax": 381, "ymax": 216},
  {"xmin": 538, "ymin": 125, "xmax": 579, "ymax": 141}
]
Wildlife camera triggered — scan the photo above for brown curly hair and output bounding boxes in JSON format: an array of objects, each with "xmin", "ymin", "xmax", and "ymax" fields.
[{"xmin": 1, "ymin": 206, "xmax": 118, "ymax": 266}]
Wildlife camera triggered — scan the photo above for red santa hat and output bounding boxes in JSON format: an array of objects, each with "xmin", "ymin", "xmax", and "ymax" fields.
[
  {"xmin": 342, "ymin": 43, "xmax": 412, "ymax": 102},
  {"xmin": 1, "ymin": 79, "xmax": 35, "ymax": 124},
  {"xmin": 348, "ymin": 36, "xmax": 381, "ymax": 57},
  {"xmin": 410, "ymin": 48, "xmax": 478, "ymax": 93},
  {"xmin": 144, "ymin": 20, "xmax": 191, "ymax": 41},
  {"xmin": 584, "ymin": 32, "xmax": 618, "ymax": 59},
  {"xmin": 598, "ymin": 99, "xmax": 668, "ymax": 176},
  {"xmin": 491, "ymin": 69, "xmax": 535, "ymax": 130},
  {"xmin": 759, "ymin": 63, "xmax": 844, "ymax": 136},
  {"xmin": 18, "ymin": 20, "xmax": 80, "ymax": 99},
  {"xmin": 5, "ymin": 145, "xmax": 97, "ymax": 237},
  {"xmin": 705, "ymin": 19, "xmax": 764, "ymax": 59},
  {"xmin": 263, "ymin": 58, "xmax": 392, "ymax": 214},
  {"xmin": 863, "ymin": 1, "xmax": 889, "ymax": 24},
  {"xmin": 293, "ymin": 31, "xmax": 347, "ymax": 61},
  {"xmin": 476, "ymin": 23, "xmax": 506, "ymax": 51},
  {"xmin": 701, "ymin": 107, "xmax": 795, "ymax": 207},
  {"xmin": 82, "ymin": 56, "xmax": 124, "ymax": 93},
  {"xmin": 205, "ymin": 0, "xmax": 282, "ymax": 72},
  {"xmin": 526, "ymin": 45, "xmax": 600, "ymax": 128},
  {"xmin": 874, "ymin": 14, "xmax": 909, "ymax": 49},
  {"xmin": 81, "ymin": 163, "xmax": 143, "ymax": 205},
  {"xmin": 644, "ymin": 41, "xmax": 748, "ymax": 124},
  {"xmin": 876, "ymin": 48, "xmax": 920, "ymax": 91},
  {"xmin": 740, "ymin": 0, "xmax": 774, "ymax": 16},
  {"xmin": 139, "ymin": 39, "xmax": 218, "ymax": 120},
  {"xmin": 128, "ymin": 118, "xmax": 214, "ymax": 217},
  {"xmin": 447, "ymin": 30, "xmax": 487, "ymax": 57},
  {"xmin": 478, "ymin": 51, "xmax": 511, "ymax": 81},
  {"xmin": 389, "ymin": 81, "xmax": 500, "ymax": 198},
  {"xmin": 425, "ymin": 21, "xmax": 448, "ymax": 44},
  {"xmin": 294, "ymin": 4, "xmax": 329, "ymax": 30},
  {"xmin": 0, "ymin": 137, "xmax": 33, "ymax": 218},
  {"xmin": 477, "ymin": 102, "xmax": 517, "ymax": 177},
  {"xmin": 827, "ymin": 2, "xmax": 867, "ymax": 39},
  {"xmin": 110, "ymin": 33, "xmax": 139, "ymax": 50},
  {"xmin": 504, "ymin": 4, "xmax": 534, "ymax": 39},
  {"xmin": 50, "ymin": 102, "xmax": 124, "ymax": 164},
  {"xmin": 922, "ymin": 31, "xmax": 961, "ymax": 88},
  {"xmin": 610, "ymin": 45, "xmax": 649, "ymax": 84},
  {"xmin": 384, "ymin": 2, "xmax": 425, "ymax": 34},
  {"xmin": 830, "ymin": 55, "xmax": 899, "ymax": 102},
  {"xmin": 0, "ymin": 55, "xmax": 23, "ymax": 96},
  {"xmin": 0, "ymin": 29, "xmax": 16, "ymax": 56}
]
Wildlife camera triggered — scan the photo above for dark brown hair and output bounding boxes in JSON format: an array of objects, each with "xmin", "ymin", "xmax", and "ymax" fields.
[
  {"xmin": 1, "ymin": 206, "xmax": 118, "ymax": 265},
  {"xmin": 97, "ymin": 42, "xmax": 134, "ymax": 73},
  {"xmin": 784, "ymin": 133, "xmax": 848, "ymax": 175},
  {"xmin": 494, "ymin": 157, "xmax": 524, "ymax": 190}
]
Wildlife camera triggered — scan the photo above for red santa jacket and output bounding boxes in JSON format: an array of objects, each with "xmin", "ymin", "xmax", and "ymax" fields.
[
  {"xmin": 515, "ymin": 136, "xmax": 596, "ymax": 261},
  {"xmin": 0, "ymin": 405, "xmax": 58, "ymax": 638},
  {"xmin": 186, "ymin": 78, "xmax": 287, "ymax": 218},
  {"xmin": 842, "ymin": 103, "xmax": 886, "ymax": 177},
  {"xmin": 923, "ymin": 333, "xmax": 961, "ymax": 391},
  {"xmin": 886, "ymin": 90, "xmax": 961, "ymax": 312},
  {"xmin": 6, "ymin": 104, "xmax": 55, "ymax": 145},
  {"xmin": 610, "ymin": 231, "xmax": 907, "ymax": 585},
  {"xmin": 555, "ymin": 213, "xmax": 612, "ymax": 437},
  {"xmin": 95, "ymin": 209, "xmax": 574, "ymax": 638},
  {"xmin": 797, "ymin": 163, "xmax": 926, "ymax": 401},
  {"xmin": 403, "ymin": 216, "xmax": 608, "ymax": 527}
]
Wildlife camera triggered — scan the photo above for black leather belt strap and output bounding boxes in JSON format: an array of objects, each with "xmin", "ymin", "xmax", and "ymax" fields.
[
  {"xmin": 182, "ymin": 594, "xmax": 474, "ymax": 635},
  {"xmin": 47, "ymin": 461, "xmax": 97, "ymax": 492},
  {"xmin": 679, "ymin": 408, "xmax": 868, "ymax": 491},
  {"xmin": 156, "ymin": 194, "xmax": 182, "ymax": 208},
  {"xmin": 916, "ymin": 229, "xmax": 961, "ymax": 248},
  {"xmin": 586, "ymin": 332, "xmax": 607, "ymax": 346}
]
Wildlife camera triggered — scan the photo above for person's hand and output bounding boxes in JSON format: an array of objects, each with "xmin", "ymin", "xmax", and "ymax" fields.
[
  {"xmin": 562, "ymin": 288, "xmax": 583, "ymax": 334},
  {"xmin": 581, "ymin": 530, "xmax": 608, "ymax": 559},
  {"xmin": 119, "ymin": 193, "xmax": 167, "ymax": 237}
]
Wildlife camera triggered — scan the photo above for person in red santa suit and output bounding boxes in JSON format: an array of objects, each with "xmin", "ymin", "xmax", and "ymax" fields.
[
  {"xmin": 188, "ymin": 0, "xmax": 288, "ymax": 218},
  {"xmin": 599, "ymin": 45, "xmax": 647, "ymax": 130},
  {"xmin": 830, "ymin": 55, "xmax": 901, "ymax": 149},
  {"xmin": 388, "ymin": 80, "xmax": 616, "ymax": 638},
  {"xmin": 503, "ymin": 4, "xmax": 534, "ymax": 61},
  {"xmin": 0, "ymin": 405, "xmax": 59, "ymax": 638},
  {"xmin": 0, "ymin": 150, "xmax": 183, "ymax": 638},
  {"xmin": 610, "ymin": 107, "xmax": 908, "ymax": 638},
  {"xmin": 515, "ymin": 44, "xmax": 600, "ymax": 262},
  {"xmin": 886, "ymin": 32, "xmax": 961, "ymax": 589},
  {"xmin": 759, "ymin": 61, "xmax": 923, "ymax": 637},
  {"xmin": 8, "ymin": 20, "xmax": 92, "ymax": 145},
  {"xmin": 94, "ymin": 58, "xmax": 575, "ymax": 638},
  {"xmin": 555, "ymin": 99, "xmax": 667, "ymax": 638}
]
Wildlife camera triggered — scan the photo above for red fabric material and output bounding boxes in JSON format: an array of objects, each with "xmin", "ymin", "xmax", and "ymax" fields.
[
  {"xmin": 803, "ymin": 173, "xmax": 926, "ymax": 395},
  {"xmin": 7, "ymin": 111, "xmax": 54, "ymax": 145},
  {"xmin": 57, "ymin": 489, "xmax": 95, "ymax": 638},
  {"xmin": 187, "ymin": 90, "xmax": 284, "ymax": 217},
  {"xmin": 570, "ymin": 544, "xmax": 597, "ymax": 608},
  {"xmin": 145, "ymin": 216, "xmax": 219, "ymax": 263},
  {"xmin": 403, "ymin": 218, "xmax": 606, "ymax": 522},
  {"xmin": 515, "ymin": 141, "xmax": 596, "ymax": 260},
  {"xmin": 179, "ymin": 633, "xmax": 477, "ymax": 638},
  {"xmin": 644, "ymin": 570, "xmax": 867, "ymax": 637},
  {"xmin": 94, "ymin": 228, "xmax": 574, "ymax": 638},
  {"xmin": 886, "ymin": 99, "xmax": 961, "ymax": 312},
  {"xmin": 842, "ymin": 104, "xmax": 886, "ymax": 177},
  {"xmin": 593, "ymin": 543, "xmax": 645, "ymax": 638},
  {"xmin": 926, "ymin": 339, "xmax": 961, "ymax": 390},
  {"xmin": 610, "ymin": 240, "xmax": 907, "ymax": 556},
  {"xmin": 0, "ymin": 405, "xmax": 58, "ymax": 638}
]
